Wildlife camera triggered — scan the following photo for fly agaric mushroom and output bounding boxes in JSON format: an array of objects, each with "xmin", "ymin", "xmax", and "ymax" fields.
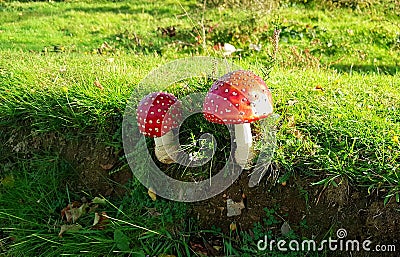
[
  {"xmin": 137, "ymin": 92, "xmax": 182, "ymax": 164},
  {"xmin": 203, "ymin": 70, "xmax": 273, "ymax": 169}
]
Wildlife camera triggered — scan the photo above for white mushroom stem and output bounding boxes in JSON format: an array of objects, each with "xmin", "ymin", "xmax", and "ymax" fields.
[
  {"xmin": 234, "ymin": 123, "xmax": 254, "ymax": 169},
  {"xmin": 154, "ymin": 130, "xmax": 179, "ymax": 164}
]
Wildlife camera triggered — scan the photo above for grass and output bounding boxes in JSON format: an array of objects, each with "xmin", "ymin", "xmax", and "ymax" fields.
[{"xmin": 0, "ymin": 0, "xmax": 399, "ymax": 256}]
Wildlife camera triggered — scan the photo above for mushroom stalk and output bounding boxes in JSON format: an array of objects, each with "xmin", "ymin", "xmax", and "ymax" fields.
[
  {"xmin": 234, "ymin": 123, "xmax": 253, "ymax": 169},
  {"xmin": 154, "ymin": 130, "xmax": 179, "ymax": 164}
]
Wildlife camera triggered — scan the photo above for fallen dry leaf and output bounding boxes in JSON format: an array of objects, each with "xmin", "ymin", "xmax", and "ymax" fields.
[
  {"xmin": 59, "ymin": 224, "xmax": 82, "ymax": 237},
  {"xmin": 287, "ymin": 100, "xmax": 298, "ymax": 106},
  {"xmin": 292, "ymin": 129, "xmax": 304, "ymax": 139},
  {"xmin": 145, "ymin": 207, "xmax": 161, "ymax": 217},
  {"xmin": 69, "ymin": 203, "xmax": 89, "ymax": 223},
  {"xmin": 100, "ymin": 163, "xmax": 113, "ymax": 170},
  {"xmin": 226, "ymin": 199, "xmax": 245, "ymax": 217},
  {"xmin": 230, "ymin": 222, "xmax": 237, "ymax": 231},
  {"xmin": 314, "ymin": 85, "xmax": 324, "ymax": 91},
  {"xmin": 94, "ymin": 80, "xmax": 104, "ymax": 90},
  {"xmin": 281, "ymin": 221, "xmax": 291, "ymax": 236},
  {"xmin": 287, "ymin": 116, "xmax": 295, "ymax": 128},
  {"xmin": 92, "ymin": 212, "xmax": 109, "ymax": 230},
  {"xmin": 148, "ymin": 187, "xmax": 157, "ymax": 201},
  {"xmin": 189, "ymin": 241, "xmax": 208, "ymax": 256},
  {"xmin": 61, "ymin": 201, "xmax": 97, "ymax": 223},
  {"xmin": 213, "ymin": 245, "xmax": 222, "ymax": 251}
]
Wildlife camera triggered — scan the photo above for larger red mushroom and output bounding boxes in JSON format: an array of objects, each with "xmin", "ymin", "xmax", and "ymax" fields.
[
  {"xmin": 203, "ymin": 70, "xmax": 273, "ymax": 168},
  {"xmin": 136, "ymin": 92, "xmax": 182, "ymax": 164}
]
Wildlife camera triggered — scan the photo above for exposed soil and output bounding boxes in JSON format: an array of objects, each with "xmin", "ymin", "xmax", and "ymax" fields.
[
  {"xmin": 190, "ymin": 170, "xmax": 400, "ymax": 256},
  {"xmin": 2, "ymin": 130, "xmax": 399, "ymax": 256},
  {"xmin": 2, "ymin": 129, "xmax": 132, "ymax": 197}
]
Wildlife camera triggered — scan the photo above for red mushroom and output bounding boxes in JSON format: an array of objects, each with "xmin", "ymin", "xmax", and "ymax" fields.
[
  {"xmin": 202, "ymin": 70, "xmax": 273, "ymax": 168},
  {"xmin": 136, "ymin": 92, "xmax": 182, "ymax": 164}
]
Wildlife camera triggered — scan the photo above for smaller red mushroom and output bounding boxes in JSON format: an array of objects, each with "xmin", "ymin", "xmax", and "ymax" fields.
[
  {"xmin": 203, "ymin": 70, "xmax": 273, "ymax": 168},
  {"xmin": 136, "ymin": 92, "xmax": 182, "ymax": 164}
]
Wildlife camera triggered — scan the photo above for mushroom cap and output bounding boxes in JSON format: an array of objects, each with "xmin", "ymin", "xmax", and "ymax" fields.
[
  {"xmin": 136, "ymin": 92, "xmax": 182, "ymax": 137},
  {"xmin": 203, "ymin": 70, "xmax": 273, "ymax": 124}
]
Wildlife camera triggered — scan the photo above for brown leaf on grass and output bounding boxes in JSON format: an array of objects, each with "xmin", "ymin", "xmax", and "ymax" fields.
[
  {"xmin": 100, "ymin": 163, "xmax": 114, "ymax": 170},
  {"xmin": 58, "ymin": 224, "xmax": 82, "ymax": 237},
  {"xmin": 94, "ymin": 80, "xmax": 104, "ymax": 90},
  {"xmin": 314, "ymin": 85, "xmax": 324, "ymax": 91},
  {"xmin": 148, "ymin": 187, "xmax": 157, "ymax": 201},
  {"xmin": 287, "ymin": 116, "xmax": 296, "ymax": 128},
  {"xmin": 158, "ymin": 26, "xmax": 176, "ymax": 37},
  {"xmin": 61, "ymin": 202, "xmax": 96, "ymax": 223},
  {"xmin": 189, "ymin": 241, "xmax": 208, "ymax": 256},
  {"xmin": 287, "ymin": 99, "xmax": 298, "ymax": 106},
  {"xmin": 92, "ymin": 212, "xmax": 109, "ymax": 230},
  {"xmin": 68, "ymin": 204, "xmax": 85, "ymax": 222},
  {"xmin": 292, "ymin": 128, "xmax": 304, "ymax": 139},
  {"xmin": 145, "ymin": 207, "xmax": 161, "ymax": 217}
]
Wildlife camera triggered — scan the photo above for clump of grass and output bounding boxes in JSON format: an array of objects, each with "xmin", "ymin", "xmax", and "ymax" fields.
[{"xmin": 0, "ymin": 153, "xmax": 193, "ymax": 256}]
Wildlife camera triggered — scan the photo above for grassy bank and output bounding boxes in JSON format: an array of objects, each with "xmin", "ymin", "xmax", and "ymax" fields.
[{"xmin": 1, "ymin": 0, "xmax": 399, "ymax": 256}]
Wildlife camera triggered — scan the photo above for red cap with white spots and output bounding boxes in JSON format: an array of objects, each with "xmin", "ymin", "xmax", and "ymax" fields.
[
  {"xmin": 136, "ymin": 92, "xmax": 182, "ymax": 137},
  {"xmin": 203, "ymin": 70, "xmax": 273, "ymax": 124}
]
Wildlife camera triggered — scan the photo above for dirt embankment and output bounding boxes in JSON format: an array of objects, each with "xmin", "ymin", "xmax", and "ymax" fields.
[{"xmin": 2, "ymin": 129, "xmax": 399, "ymax": 256}]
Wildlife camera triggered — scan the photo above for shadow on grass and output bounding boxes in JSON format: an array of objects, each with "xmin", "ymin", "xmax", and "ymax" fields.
[
  {"xmin": 64, "ymin": 2, "xmax": 197, "ymax": 17},
  {"xmin": 66, "ymin": 4, "xmax": 132, "ymax": 14},
  {"xmin": 330, "ymin": 64, "xmax": 399, "ymax": 75}
]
